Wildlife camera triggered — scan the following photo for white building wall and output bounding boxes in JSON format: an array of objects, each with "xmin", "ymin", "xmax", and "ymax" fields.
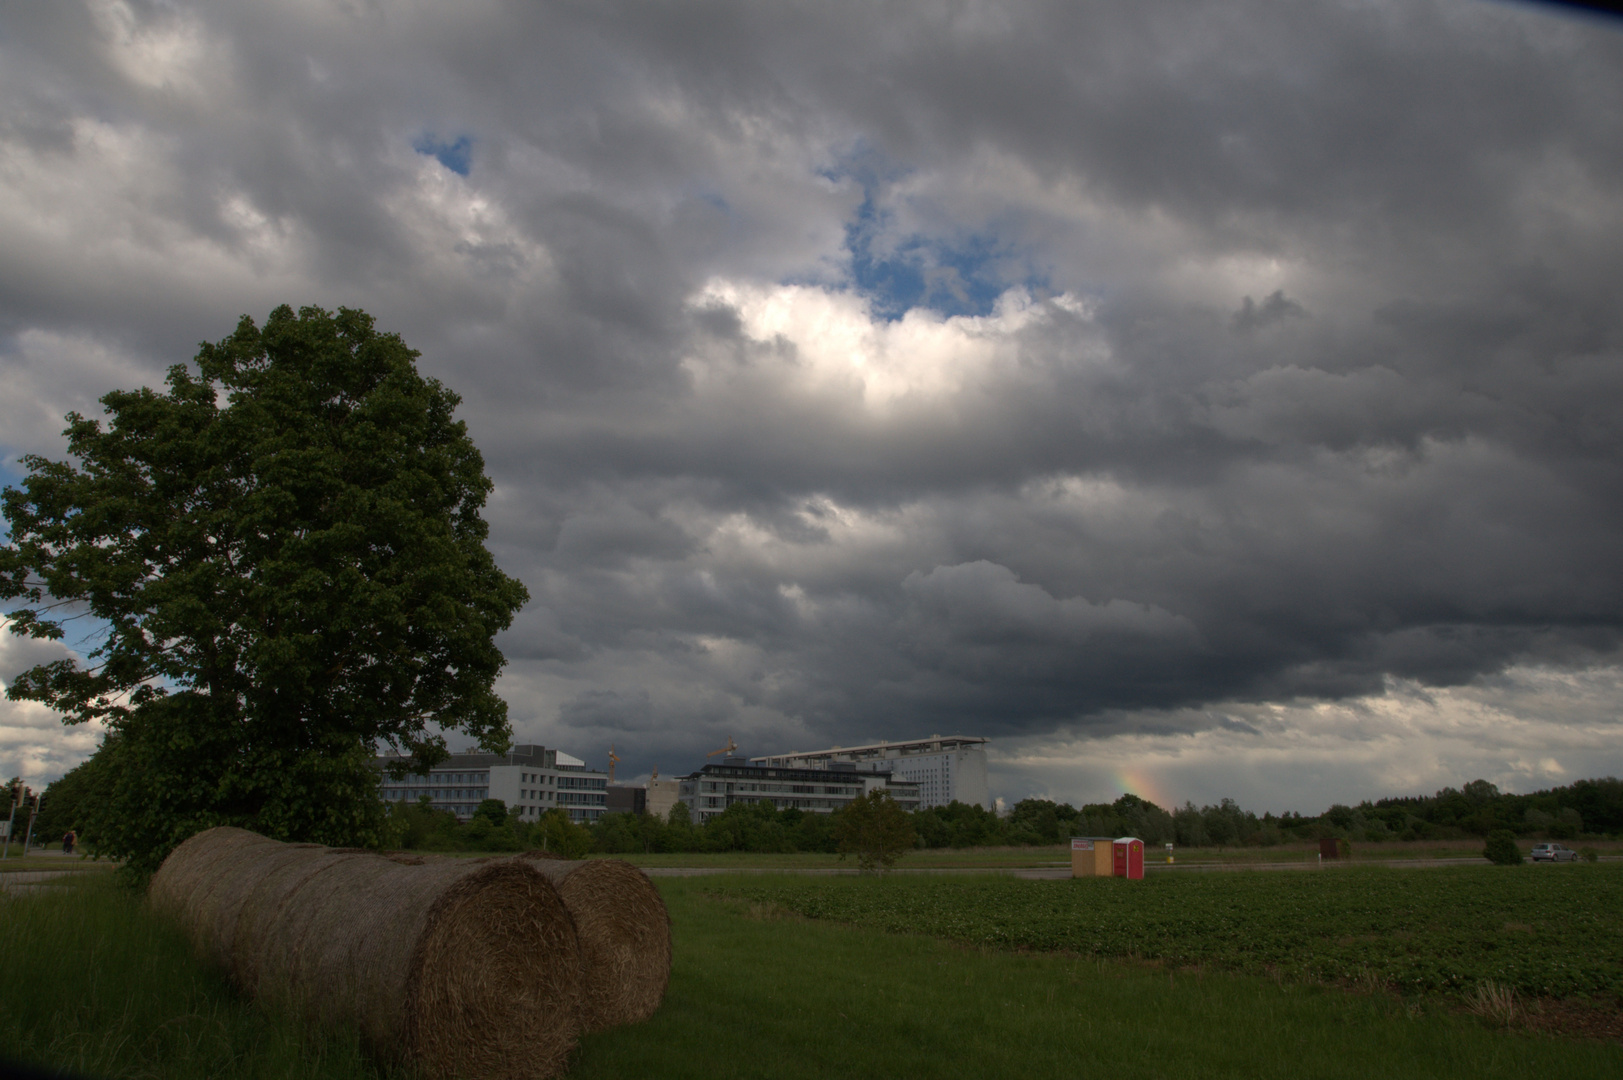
[
  {"xmin": 877, "ymin": 747, "xmax": 989, "ymax": 811},
  {"xmin": 753, "ymin": 737, "xmax": 991, "ymax": 810},
  {"xmin": 377, "ymin": 749, "xmax": 608, "ymax": 823},
  {"xmin": 493, "ymin": 764, "xmax": 605, "ymax": 822},
  {"xmin": 676, "ymin": 766, "xmax": 919, "ymax": 823}
]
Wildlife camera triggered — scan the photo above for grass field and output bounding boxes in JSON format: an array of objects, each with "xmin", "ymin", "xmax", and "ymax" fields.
[
  {"xmin": 3, "ymin": 868, "xmax": 1620, "ymax": 1079},
  {"xmin": 714, "ymin": 863, "xmax": 1623, "ymax": 1003}
]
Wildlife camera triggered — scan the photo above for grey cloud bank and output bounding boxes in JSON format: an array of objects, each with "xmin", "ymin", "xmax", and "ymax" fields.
[{"xmin": 2, "ymin": 0, "xmax": 1621, "ymax": 811}]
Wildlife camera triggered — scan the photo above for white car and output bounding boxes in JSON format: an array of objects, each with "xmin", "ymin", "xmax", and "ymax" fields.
[{"xmin": 1529, "ymin": 842, "xmax": 1578, "ymax": 862}]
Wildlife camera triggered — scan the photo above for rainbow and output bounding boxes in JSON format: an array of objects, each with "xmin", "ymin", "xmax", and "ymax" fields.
[{"xmin": 1113, "ymin": 767, "xmax": 1173, "ymax": 810}]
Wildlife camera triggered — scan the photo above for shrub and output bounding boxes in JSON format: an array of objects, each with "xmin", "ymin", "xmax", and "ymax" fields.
[
  {"xmin": 834, "ymin": 791, "xmax": 916, "ymax": 873},
  {"xmin": 1483, "ymin": 830, "xmax": 1522, "ymax": 865},
  {"xmin": 1579, "ymin": 846, "xmax": 1599, "ymax": 863},
  {"xmin": 536, "ymin": 808, "xmax": 592, "ymax": 859}
]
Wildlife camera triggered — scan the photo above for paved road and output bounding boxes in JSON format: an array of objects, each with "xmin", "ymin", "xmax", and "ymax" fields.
[
  {"xmin": 0, "ymin": 869, "xmax": 100, "ymax": 891},
  {"xmin": 0, "ymin": 852, "xmax": 104, "ymax": 891},
  {"xmin": 3, "ymin": 851, "xmax": 1607, "ymax": 885},
  {"xmin": 640, "ymin": 855, "xmax": 1623, "ymax": 878}
]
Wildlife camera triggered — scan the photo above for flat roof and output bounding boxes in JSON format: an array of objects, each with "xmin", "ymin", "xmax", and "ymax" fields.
[
  {"xmin": 682, "ymin": 762, "xmax": 919, "ymax": 787},
  {"xmin": 750, "ymin": 736, "xmax": 988, "ymax": 761},
  {"xmin": 374, "ymin": 745, "xmax": 603, "ymax": 774}
]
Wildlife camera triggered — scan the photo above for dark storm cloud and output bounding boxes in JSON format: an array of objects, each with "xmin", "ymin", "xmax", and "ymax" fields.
[
  {"xmin": 3, "ymin": 0, "xmax": 1622, "ymax": 783},
  {"xmin": 1233, "ymin": 291, "xmax": 1305, "ymax": 333}
]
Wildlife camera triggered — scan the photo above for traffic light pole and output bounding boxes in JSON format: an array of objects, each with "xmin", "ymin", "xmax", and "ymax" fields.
[
  {"xmin": 22, "ymin": 794, "xmax": 39, "ymax": 854},
  {"xmin": 2, "ymin": 780, "xmax": 21, "ymax": 859}
]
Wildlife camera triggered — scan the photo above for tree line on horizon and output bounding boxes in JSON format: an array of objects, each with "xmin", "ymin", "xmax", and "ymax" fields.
[
  {"xmin": 987, "ymin": 776, "xmax": 1622, "ymax": 850},
  {"xmin": 30, "ymin": 765, "xmax": 1620, "ymax": 859},
  {"xmin": 583, "ymin": 775, "xmax": 1620, "ymax": 854}
]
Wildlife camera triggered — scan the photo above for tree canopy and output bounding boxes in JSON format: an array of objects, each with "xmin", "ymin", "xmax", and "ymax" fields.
[
  {"xmin": 834, "ymin": 789, "xmax": 916, "ymax": 872},
  {"xmin": 1, "ymin": 305, "xmax": 528, "ymax": 876}
]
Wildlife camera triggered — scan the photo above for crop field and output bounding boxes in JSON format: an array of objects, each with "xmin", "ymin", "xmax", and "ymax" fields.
[{"xmin": 713, "ymin": 863, "xmax": 1623, "ymax": 1005}]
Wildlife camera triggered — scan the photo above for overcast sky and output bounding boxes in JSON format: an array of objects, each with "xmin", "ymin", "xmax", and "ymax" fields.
[{"xmin": 3, "ymin": 0, "xmax": 1621, "ymax": 813}]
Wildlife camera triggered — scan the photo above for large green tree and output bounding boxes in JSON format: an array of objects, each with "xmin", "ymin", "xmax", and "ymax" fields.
[{"xmin": 0, "ymin": 305, "xmax": 528, "ymax": 876}]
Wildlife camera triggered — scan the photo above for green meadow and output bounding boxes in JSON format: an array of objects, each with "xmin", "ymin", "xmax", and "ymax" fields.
[{"xmin": 1, "ymin": 867, "xmax": 1618, "ymax": 1079}]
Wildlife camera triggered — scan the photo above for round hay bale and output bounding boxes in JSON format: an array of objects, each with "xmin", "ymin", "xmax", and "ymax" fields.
[
  {"xmin": 153, "ymin": 836, "xmax": 584, "ymax": 1080},
  {"xmin": 148, "ymin": 826, "xmax": 285, "ymax": 968},
  {"xmin": 519, "ymin": 855, "xmax": 671, "ymax": 1031},
  {"xmin": 228, "ymin": 844, "xmax": 376, "ymax": 994}
]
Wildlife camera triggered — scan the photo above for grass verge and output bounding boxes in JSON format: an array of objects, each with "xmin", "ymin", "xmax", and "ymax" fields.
[{"xmin": 0, "ymin": 875, "xmax": 392, "ymax": 1080}]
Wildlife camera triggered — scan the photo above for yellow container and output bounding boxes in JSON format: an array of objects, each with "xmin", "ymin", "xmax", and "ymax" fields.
[{"xmin": 1070, "ymin": 837, "xmax": 1115, "ymax": 877}]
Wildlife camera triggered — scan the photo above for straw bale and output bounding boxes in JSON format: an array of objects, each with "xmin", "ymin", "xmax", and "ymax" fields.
[
  {"xmin": 148, "ymin": 827, "xmax": 288, "ymax": 969},
  {"xmin": 151, "ymin": 832, "xmax": 584, "ymax": 1080},
  {"xmin": 228, "ymin": 843, "xmax": 375, "ymax": 994},
  {"xmin": 519, "ymin": 856, "xmax": 671, "ymax": 1031}
]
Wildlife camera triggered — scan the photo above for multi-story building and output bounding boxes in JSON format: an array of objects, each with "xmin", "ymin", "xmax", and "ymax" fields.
[
  {"xmin": 752, "ymin": 736, "xmax": 990, "ymax": 810},
  {"xmin": 677, "ymin": 758, "xmax": 920, "ymax": 824},
  {"xmin": 375, "ymin": 744, "xmax": 609, "ymax": 824}
]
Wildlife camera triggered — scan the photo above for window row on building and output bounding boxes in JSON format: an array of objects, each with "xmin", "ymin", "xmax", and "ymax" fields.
[
  {"xmin": 677, "ymin": 759, "xmax": 921, "ymax": 823},
  {"xmin": 751, "ymin": 736, "xmax": 991, "ymax": 810},
  {"xmin": 374, "ymin": 744, "xmax": 608, "ymax": 824}
]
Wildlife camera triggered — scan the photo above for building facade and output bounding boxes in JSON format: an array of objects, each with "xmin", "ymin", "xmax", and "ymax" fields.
[
  {"xmin": 752, "ymin": 736, "xmax": 990, "ymax": 810},
  {"xmin": 677, "ymin": 759, "xmax": 920, "ymax": 824},
  {"xmin": 375, "ymin": 744, "xmax": 609, "ymax": 824},
  {"xmin": 605, "ymin": 785, "xmax": 647, "ymax": 815},
  {"xmin": 645, "ymin": 778, "xmax": 681, "ymax": 820}
]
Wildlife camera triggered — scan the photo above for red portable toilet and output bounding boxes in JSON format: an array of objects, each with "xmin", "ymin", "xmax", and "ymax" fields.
[{"xmin": 1112, "ymin": 837, "xmax": 1145, "ymax": 879}]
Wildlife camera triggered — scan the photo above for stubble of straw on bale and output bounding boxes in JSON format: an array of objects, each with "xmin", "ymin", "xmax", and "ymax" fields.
[
  {"xmin": 148, "ymin": 826, "xmax": 293, "ymax": 969},
  {"xmin": 518, "ymin": 854, "xmax": 672, "ymax": 1031},
  {"xmin": 151, "ymin": 829, "xmax": 584, "ymax": 1080}
]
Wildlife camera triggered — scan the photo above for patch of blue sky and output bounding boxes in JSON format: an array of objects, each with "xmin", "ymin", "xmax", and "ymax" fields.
[
  {"xmin": 46, "ymin": 613, "xmax": 113, "ymax": 662},
  {"xmin": 845, "ymin": 193, "xmax": 1043, "ymax": 321},
  {"xmin": 412, "ymin": 134, "xmax": 473, "ymax": 176},
  {"xmin": 0, "ymin": 455, "xmax": 124, "ymax": 662},
  {"xmin": 817, "ymin": 141, "xmax": 1045, "ymax": 321}
]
